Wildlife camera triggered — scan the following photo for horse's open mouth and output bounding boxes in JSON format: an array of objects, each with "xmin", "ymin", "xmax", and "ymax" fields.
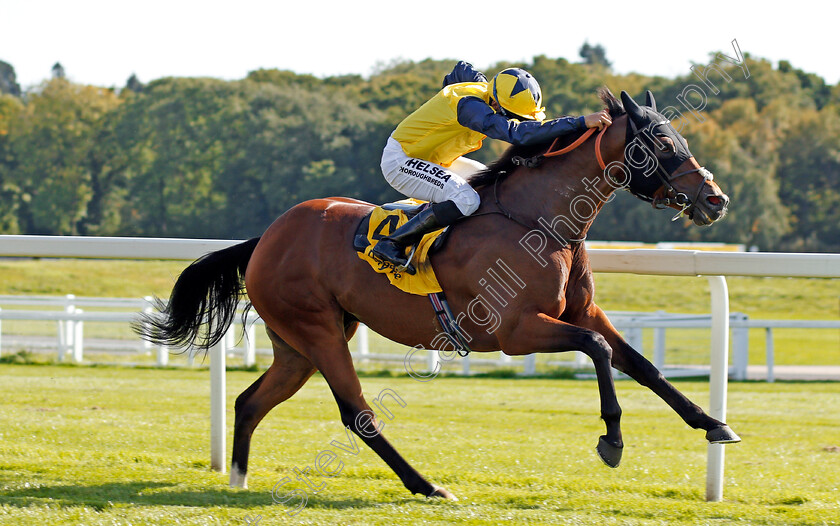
[{"xmin": 690, "ymin": 208, "xmax": 715, "ymax": 226}]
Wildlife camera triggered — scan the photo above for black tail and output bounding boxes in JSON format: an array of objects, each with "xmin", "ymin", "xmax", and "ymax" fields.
[{"xmin": 133, "ymin": 237, "xmax": 261, "ymax": 352}]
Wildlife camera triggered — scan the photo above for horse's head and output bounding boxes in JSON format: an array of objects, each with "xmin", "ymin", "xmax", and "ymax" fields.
[{"xmin": 619, "ymin": 90, "xmax": 729, "ymax": 226}]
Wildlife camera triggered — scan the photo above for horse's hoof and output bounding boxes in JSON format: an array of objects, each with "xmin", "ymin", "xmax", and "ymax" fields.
[
  {"xmin": 706, "ymin": 425, "xmax": 741, "ymax": 444},
  {"xmin": 428, "ymin": 485, "xmax": 458, "ymax": 501},
  {"xmin": 596, "ymin": 436, "xmax": 623, "ymax": 468}
]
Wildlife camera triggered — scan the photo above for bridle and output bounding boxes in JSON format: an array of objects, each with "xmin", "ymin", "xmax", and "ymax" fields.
[
  {"xmin": 625, "ymin": 117, "xmax": 715, "ymax": 222},
  {"xmin": 479, "ymin": 111, "xmax": 716, "ymax": 240}
]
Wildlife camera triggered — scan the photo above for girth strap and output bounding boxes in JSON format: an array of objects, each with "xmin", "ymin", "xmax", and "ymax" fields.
[{"xmin": 428, "ymin": 292, "xmax": 471, "ymax": 357}]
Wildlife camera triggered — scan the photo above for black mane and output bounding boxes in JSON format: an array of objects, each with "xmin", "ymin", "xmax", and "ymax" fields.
[{"xmin": 468, "ymin": 87, "xmax": 626, "ymax": 189}]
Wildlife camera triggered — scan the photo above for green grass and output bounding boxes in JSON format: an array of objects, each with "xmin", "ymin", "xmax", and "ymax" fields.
[
  {"xmin": 0, "ymin": 365, "xmax": 838, "ymax": 525},
  {"xmin": 0, "ymin": 259, "xmax": 837, "ymax": 367}
]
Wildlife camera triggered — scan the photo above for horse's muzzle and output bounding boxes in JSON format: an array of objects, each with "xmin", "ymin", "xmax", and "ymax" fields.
[{"xmin": 691, "ymin": 192, "xmax": 729, "ymax": 226}]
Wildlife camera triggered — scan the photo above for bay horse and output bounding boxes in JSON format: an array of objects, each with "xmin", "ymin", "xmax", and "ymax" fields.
[{"xmin": 137, "ymin": 89, "xmax": 740, "ymax": 501}]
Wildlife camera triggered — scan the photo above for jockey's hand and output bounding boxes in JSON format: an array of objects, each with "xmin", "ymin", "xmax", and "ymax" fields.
[{"xmin": 584, "ymin": 110, "xmax": 612, "ymax": 130}]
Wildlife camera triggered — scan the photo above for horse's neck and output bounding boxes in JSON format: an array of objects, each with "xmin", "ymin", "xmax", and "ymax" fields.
[{"xmin": 495, "ymin": 118, "xmax": 627, "ymax": 242}]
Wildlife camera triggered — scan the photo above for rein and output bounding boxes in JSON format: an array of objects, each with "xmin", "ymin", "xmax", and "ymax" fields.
[
  {"xmin": 545, "ymin": 126, "xmax": 608, "ymax": 170},
  {"xmin": 474, "ymin": 124, "xmax": 611, "ymax": 245},
  {"xmin": 510, "ymin": 125, "xmax": 608, "ymax": 171}
]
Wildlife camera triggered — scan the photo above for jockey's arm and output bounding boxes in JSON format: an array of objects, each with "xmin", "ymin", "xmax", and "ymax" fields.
[
  {"xmin": 442, "ymin": 61, "xmax": 488, "ymax": 87},
  {"xmin": 456, "ymin": 96, "xmax": 586, "ymax": 146}
]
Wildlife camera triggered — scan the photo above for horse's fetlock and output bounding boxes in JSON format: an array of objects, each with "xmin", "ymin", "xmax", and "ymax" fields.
[{"xmin": 338, "ymin": 411, "xmax": 356, "ymax": 430}]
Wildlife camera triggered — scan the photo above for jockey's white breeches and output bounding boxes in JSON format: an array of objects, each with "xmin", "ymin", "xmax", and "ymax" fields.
[{"xmin": 380, "ymin": 135, "xmax": 484, "ymax": 215}]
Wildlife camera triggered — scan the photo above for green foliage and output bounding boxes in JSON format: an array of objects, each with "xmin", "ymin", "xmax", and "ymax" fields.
[
  {"xmin": 0, "ymin": 350, "xmax": 46, "ymax": 364},
  {"xmin": 579, "ymin": 41, "xmax": 612, "ymax": 69},
  {"xmin": 0, "ymin": 60, "xmax": 21, "ymax": 97},
  {"xmin": 93, "ymin": 76, "xmax": 391, "ymax": 237},
  {"xmin": 0, "ymin": 51, "xmax": 837, "ymax": 249},
  {"xmin": 4, "ymin": 79, "xmax": 122, "ymax": 235},
  {"xmin": 0, "ymin": 94, "xmax": 23, "ymax": 232},
  {"xmin": 776, "ymin": 105, "xmax": 840, "ymax": 251}
]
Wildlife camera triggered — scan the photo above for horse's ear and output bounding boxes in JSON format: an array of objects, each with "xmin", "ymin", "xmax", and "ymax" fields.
[
  {"xmin": 645, "ymin": 90, "xmax": 657, "ymax": 112},
  {"xmin": 621, "ymin": 91, "xmax": 645, "ymax": 123}
]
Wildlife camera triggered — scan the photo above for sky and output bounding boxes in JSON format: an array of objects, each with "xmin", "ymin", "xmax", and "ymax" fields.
[{"xmin": 1, "ymin": 0, "xmax": 838, "ymax": 90}]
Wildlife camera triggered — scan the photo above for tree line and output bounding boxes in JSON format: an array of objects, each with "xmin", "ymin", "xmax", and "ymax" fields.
[{"xmin": 0, "ymin": 49, "xmax": 838, "ymax": 251}]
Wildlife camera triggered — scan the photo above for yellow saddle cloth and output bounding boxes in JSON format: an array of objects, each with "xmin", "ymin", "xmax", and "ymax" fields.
[{"xmin": 355, "ymin": 199, "xmax": 446, "ymax": 295}]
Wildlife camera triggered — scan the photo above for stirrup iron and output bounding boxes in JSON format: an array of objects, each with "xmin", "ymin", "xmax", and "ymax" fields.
[{"xmin": 395, "ymin": 244, "xmax": 419, "ymax": 273}]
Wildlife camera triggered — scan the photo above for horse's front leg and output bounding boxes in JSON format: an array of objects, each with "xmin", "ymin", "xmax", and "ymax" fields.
[
  {"xmin": 578, "ymin": 305, "xmax": 740, "ymax": 444},
  {"xmin": 503, "ymin": 313, "xmax": 624, "ymax": 467}
]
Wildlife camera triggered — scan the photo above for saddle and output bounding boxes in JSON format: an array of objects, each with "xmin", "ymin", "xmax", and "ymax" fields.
[
  {"xmin": 353, "ymin": 199, "xmax": 452, "ymax": 295},
  {"xmin": 353, "ymin": 199, "xmax": 470, "ymax": 355}
]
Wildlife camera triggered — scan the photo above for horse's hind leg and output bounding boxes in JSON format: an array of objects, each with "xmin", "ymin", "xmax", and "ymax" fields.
[
  {"xmin": 230, "ymin": 328, "xmax": 316, "ymax": 488},
  {"xmin": 288, "ymin": 320, "xmax": 456, "ymax": 500}
]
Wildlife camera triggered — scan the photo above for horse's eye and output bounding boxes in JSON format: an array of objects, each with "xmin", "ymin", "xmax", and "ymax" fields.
[{"xmin": 656, "ymin": 136, "xmax": 676, "ymax": 155}]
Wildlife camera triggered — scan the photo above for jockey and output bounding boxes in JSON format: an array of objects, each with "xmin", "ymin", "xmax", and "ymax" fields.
[{"xmin": 373, "ymin": 61, "xmax": 612, "ymax": 274}]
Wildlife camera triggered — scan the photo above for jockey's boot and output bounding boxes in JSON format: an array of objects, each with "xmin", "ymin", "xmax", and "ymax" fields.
[{"xmin": 371, "ymin": 201, "xmax": 464, "ymax": 275}]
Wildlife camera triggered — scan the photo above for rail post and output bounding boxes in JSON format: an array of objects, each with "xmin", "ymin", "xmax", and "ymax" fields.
[
  {"xmin": 427, "ymin": 347, "xmax": 440, "ymax": 373},
  {"xmin": 765, "ymin": 327, "xmax": 775, "ymax": 383},
  {"xmin": 244, "ymin": 319, "xmax": 256, "ymax": 367},
  {"xmin": 523, "ymin": 354, "xmax": 537, "ymax": 376},
  {"xmin": 653, "ymin": 311, "xmax": 666, "ymax": 369},
  {"xmin": 72, "ymin": 308, "xmax": 84, "ymax": 362},
  {"xmin": 731, "ymin": 313, "xmax": 749, "ymax": 380},
  {"xmin": 59, "ymin": 294, "xmax": 76, "ymax": 361},
  {"xmin": 574, "ymin": 351, "xmax": 587, "ymax": 369},
  {"xmin": 706, "ymin": 275, "xmax": 730, "ymax": 502},
  {"xmin": 626, "ymin": 326, "xmax": 644, "ymax": 354},
  {"xmin": 142, "ymin": 296, "xmax": 154, "ymax": 353},
  {"xmin": 210, "ymin": 335, "xmax": 227, "ymax": 472},
  {"xmin": 357, "ymin": 324, "xmax": 369, "ymax": 362},
  {"xmin": 157, "ymin": 344, "xmax": 169, "ymax": 367}
]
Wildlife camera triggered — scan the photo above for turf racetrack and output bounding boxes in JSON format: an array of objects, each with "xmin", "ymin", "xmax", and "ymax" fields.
[{"xmin": 0, "ymin": 365, "xmax": 838, "ymax": 525}]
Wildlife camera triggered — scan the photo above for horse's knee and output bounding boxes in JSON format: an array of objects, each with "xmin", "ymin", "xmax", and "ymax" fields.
[{"xmin": 581, "ymin": 330, "xmax": 612, "ymax": 362}]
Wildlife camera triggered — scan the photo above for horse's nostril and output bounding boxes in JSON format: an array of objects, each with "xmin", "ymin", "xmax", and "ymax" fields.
[{"xmin": 706, "ymin": 195, "xmax": 727, "ymax": 209}]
